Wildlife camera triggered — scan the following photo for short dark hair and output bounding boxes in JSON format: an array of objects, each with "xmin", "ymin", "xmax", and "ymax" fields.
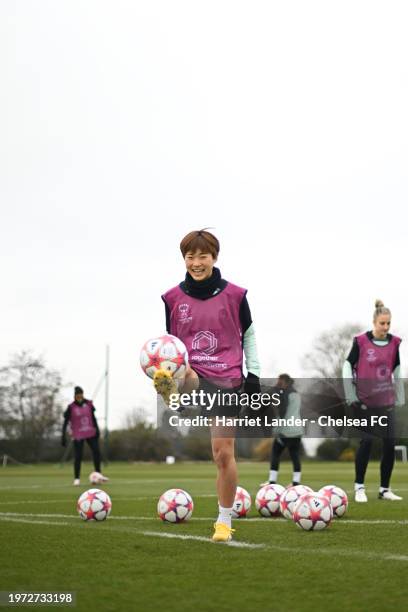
[
  {"xmin": 277, "ymin": 374, "xmax": 294, "ymax": 387},
  {"xmin": 74, "ymin": 386, "xmax": 84, "ymax": 395},
  {"xmin": 180, "ymin": 229, "xmax": 219, "ymax": 259}
]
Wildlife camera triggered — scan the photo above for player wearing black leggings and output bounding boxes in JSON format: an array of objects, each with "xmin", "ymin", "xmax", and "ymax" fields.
[
  {"xmin": 62, "ymin": 386, "xmax": 109, "ymax": 486},
  {"xmin": 343, "ymin": 300, "xmax": 404, "ymax": 502},
  {"xmin": 72, "ymin": 437, "xmax": 102, "ymax": 481},
  {"xmin": 261, "ymin": 374, "xmax": 304, "ymax": 486}
]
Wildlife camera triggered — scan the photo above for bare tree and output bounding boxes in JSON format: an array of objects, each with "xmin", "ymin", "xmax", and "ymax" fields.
[
  {"xmin": 0, "ymin": 351, "xmax": 64, "ymax": 458},
  {"xmin": 302, "ymin": 323, "xmax": 363, "ymax": 378},
  {"xmin": 123, "ymin": 407, "xmax": 151, "ymax": 429},
  {"xmin": 298, "ymin": 323, "xmax": 363, "ymax": 440}
]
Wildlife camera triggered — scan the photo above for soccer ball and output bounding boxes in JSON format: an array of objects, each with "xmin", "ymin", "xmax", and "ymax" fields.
[
  {"xmin": 318, "ymin": 485, "xmax": 348, "ymax": 518},
  {"xmin": 140, "ymin": 335, "xmax": 188, "ymax": 380},
  {"xmin": 255, "ymin": 484, "xmax": 285, "ymax": 517},
  {"xmin": 232, "ymin": 486, "xmax": 252, "ymax": 518},
  {"xmin": 89, "ymin": 471, "xmax": 102, "ymax": 485},
  {"xmin": 157, "ymin": 488, "xmax": 193, "ymax": 523},
  {"xmin": 77, "ymin": 488, "xmax": 112, "ymax": 521},
  {"xmin": 279, "ymin": 485, "xmax": 314, "ymax": 519},
  {"xmin": 293, "ymin": 493, "xmax": 333, "ymax": 531}
]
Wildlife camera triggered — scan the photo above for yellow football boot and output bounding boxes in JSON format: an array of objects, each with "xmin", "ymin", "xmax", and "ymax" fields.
[
  {"xmin": 153, "ymin": 369, "xmax": 178, "ymax": 405},
  {"xmin": 212, "ymin": 522, "xmax": 235, "ymax": 543}
]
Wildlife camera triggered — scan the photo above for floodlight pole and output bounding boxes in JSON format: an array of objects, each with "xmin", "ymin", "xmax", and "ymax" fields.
[{"xmin": 103, "ymin": 344, "xmax": 110, "ymax": 464}]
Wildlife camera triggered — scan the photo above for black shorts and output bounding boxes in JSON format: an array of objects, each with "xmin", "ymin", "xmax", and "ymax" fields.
[
  {"xmin": 275, "ymin": 436, "xmax": 302, "ymax": 449},
  {"xmin": 197, "ymin": 378, "xmax": 242, "ymax": 419}
]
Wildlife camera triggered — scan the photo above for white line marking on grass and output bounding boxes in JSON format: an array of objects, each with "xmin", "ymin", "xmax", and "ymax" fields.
[
  {"xmin": 229, "ymin": 517, "xmax": 408, "ymax": 525},
  {"xmin": 140, "ymin": 531, "xmax": 408, "ymax": 561},
  {"xmin": 0, "ymin": 497, "xmax": 170, "ymax": 505},
  {"xmin": 169, "ymin": 517, "xmax": 408, "ymax": 525},
  {"xmin": 213, "ymin": 517, "xmax": 408, "ymax": 525},
  {"xmin": 2, "ymin": 514, "xmax": 408, "ymax": 563},
  {"xmin": 0, "ymin": 512, "xmax": 217, "ymax": 522},
  {"xmin": 0, "ymin": 512, "xmax": 160, "ymax": 521},
  {"xmin": 140, "ymin": 530, "xmax": 266, "ymax": 549},
  {"xmin": 0, "ymin": 512, "xmax": 176, "ymax": 522},
  {"xmin": 0, "ymin": 512, "xmax": 77, "ymax": 520},
  {"xmin": 0, "ymin": 499, "xmax": 74, "ymax": 506},
  {"xmin": 0, "ymin": 512, "xmax": 278, "ymax": 523},
  {"xmin": 0, "ymin": 485, "xmax": 43, "ymax": 490},
  {"xmin": 0, "ymin": 497, "xmax": 154, "ymax": 505},
  {"xmin": 0, "ymin": 512, "xmax": 170, "ymax": 521},
  {"xmin": 2, "ymin": 512, "xmax": 408, "ymax": 526},
  {"xmin": 0, "ymin": 517, "xmax": 70, "ymax": 527},
  {"xmin": 268, "ymin": 544, "xmax": 408, "ymax": 563},
  {"xmin": 384, "ymin": 554, "xmax": 408, "ymax": 562},
  {"xmin": 340, "ymin": 519, "xmax": 408, "ymax": 525},
  {"xmin": 248, "ymin": 517, "xmax": 408, "ymax": 526}
]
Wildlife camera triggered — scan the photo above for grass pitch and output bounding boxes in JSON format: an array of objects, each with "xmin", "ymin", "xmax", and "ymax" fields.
[{"xmin": 0, "ymin": 460, "xmax": 407, "ymax": 611}]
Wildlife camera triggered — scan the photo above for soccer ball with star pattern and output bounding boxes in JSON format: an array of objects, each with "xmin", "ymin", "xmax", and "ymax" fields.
[
  {"xmin": 157, "ymin": 488, "xmax": 194, "ymax": 523},
  {"xmin": 293, "ymin": 493, "xmax": 333, "ymax": 531},
  {"xmin": 318, "ymin": 485, "xmax": 348, "ymax": 518},
  {"xmin": 77, "ymin": 489, "xmax": 112, "ymax": 521},
  {"xmin": 140, "ymin": 335, "xmax": 188, "ymax": 379},
  {"xmin": 89, "ymin": 471, "xmax": 103, "ymax": 485},
  {"xmin": 279, "ymin": 485, "xmax": 314, "ymax": 520},
  {"xmin": 232, "ymin": 486, "xmax": 252, "ymax": 518},
  {"xmin": 255, "ymin": 484, "xmax": 285, "ymax": 517}
]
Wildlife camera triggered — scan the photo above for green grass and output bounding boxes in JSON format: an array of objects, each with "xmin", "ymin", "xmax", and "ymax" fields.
[{"xmin": 0, "ymin": 460, "xmax": 407, "ymax": 611}]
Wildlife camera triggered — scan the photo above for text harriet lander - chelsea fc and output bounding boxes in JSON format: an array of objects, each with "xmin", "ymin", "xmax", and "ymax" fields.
[{"xmin": 167, "ymin": 414, "xmax": 389, "ymax": 428}]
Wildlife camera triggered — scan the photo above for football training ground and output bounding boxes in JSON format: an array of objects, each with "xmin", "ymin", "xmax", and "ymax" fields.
[{"xmin": 0, "ymin": 461, "xmax": 407, "ymax": 612}]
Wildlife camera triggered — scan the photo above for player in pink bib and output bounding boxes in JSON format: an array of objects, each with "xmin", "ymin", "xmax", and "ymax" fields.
[
  {"xmin": 343, "ymin": 300, "xmax": 405, "ymax": 502},
  {"xmin": 155, "ymin": 229, "xmax": 261, "ymax": 542},
  {"xmin": 62, "ymin": 386, "xmax": 109, "ymax": 486}
]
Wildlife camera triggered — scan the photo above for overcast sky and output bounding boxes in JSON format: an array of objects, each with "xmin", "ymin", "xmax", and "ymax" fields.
[{"xmin": 1, "ymin": 1, "xmax": 407, "ymax": 429}]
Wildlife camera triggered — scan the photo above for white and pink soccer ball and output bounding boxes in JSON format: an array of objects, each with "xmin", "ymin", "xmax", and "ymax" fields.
[
  {"xmin": 77, "ymin": 488, "xmax": 112, "ymax": 521},
  {"xmin": 293, "ymin": 493, "xmax": 333, "ymax": 531},
  {"xmin": 89, "ymin": 471, "xmax": 104, "ymax": 485},
  {"xmin": 255, "ymin": 484, "xmax": 285, "ymax": 517},
  {"xmin": 232, "ymin": 486, "xmax": 252, "ymax": 518},
  {"xmin": 318, "ymin": 485, "xmax": 348, "ymax": 518},
  {"xmin": 157, "ymin": 488, "xmax": 194, "ymax": 523},
  {"xmin": 140, "ymin": 335, "xmax": 188, "ymax": 379},
  {"xmin": 279, "ymin": 485, "xmax": 314, "ymax": 520}
]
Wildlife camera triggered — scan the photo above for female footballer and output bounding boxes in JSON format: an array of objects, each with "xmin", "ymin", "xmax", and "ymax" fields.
[
  {"xmin": 62, "ymin": 386, "xmax": 109, "ymax": 486},
  {"xmin": 261, "ymin": 374, "xmax": 304, "ymax": 487},
  {"xmin": 343, "ymin": 300, "xmax": 405, "ymax": 502},
  {"xmin": 154, "ymin": 229, "xmax": 261, "ymax": 542}
]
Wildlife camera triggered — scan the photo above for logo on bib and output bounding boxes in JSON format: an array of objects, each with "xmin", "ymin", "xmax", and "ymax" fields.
[
  {"xmin": 192, "ymin": 330, "xmax": 217, "ymax": 355},
  {"xmin": 366, "ymin": 348, "xmax": 376, "ymax": 362},
  {"xmin": 178, "ymin": 303, "xmax": 192, "ymax": 324},
  {"xmin": 376, "ymin": 364, "xmax": 391, "ymax": 380}
]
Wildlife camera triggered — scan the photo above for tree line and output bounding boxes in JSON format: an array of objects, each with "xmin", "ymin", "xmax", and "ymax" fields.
[{"xmin": 1, "ymin": 323, "xmax": 406, "ymax": 462}]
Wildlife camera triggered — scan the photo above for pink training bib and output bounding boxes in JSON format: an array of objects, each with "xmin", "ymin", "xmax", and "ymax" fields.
[
  {"xmin": 162, "ymin": 282, "xmax": 246, "ymax": 387},
  {"xmin": 68, "ymin": 400, "xmax": 97, "ymax": 440},
  {"xmin": 354, "ymin": 333, "xmax": 401, "ymax": 407}
]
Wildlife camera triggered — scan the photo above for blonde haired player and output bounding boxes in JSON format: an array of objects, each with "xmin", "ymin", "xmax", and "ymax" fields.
[
  {"xmin": 154, "ymin": 229, "xmax": 261, "ymax": 542},
  {"xmin": 343, "ymin": 300, "xmax": 405, "ymax": 502}
]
